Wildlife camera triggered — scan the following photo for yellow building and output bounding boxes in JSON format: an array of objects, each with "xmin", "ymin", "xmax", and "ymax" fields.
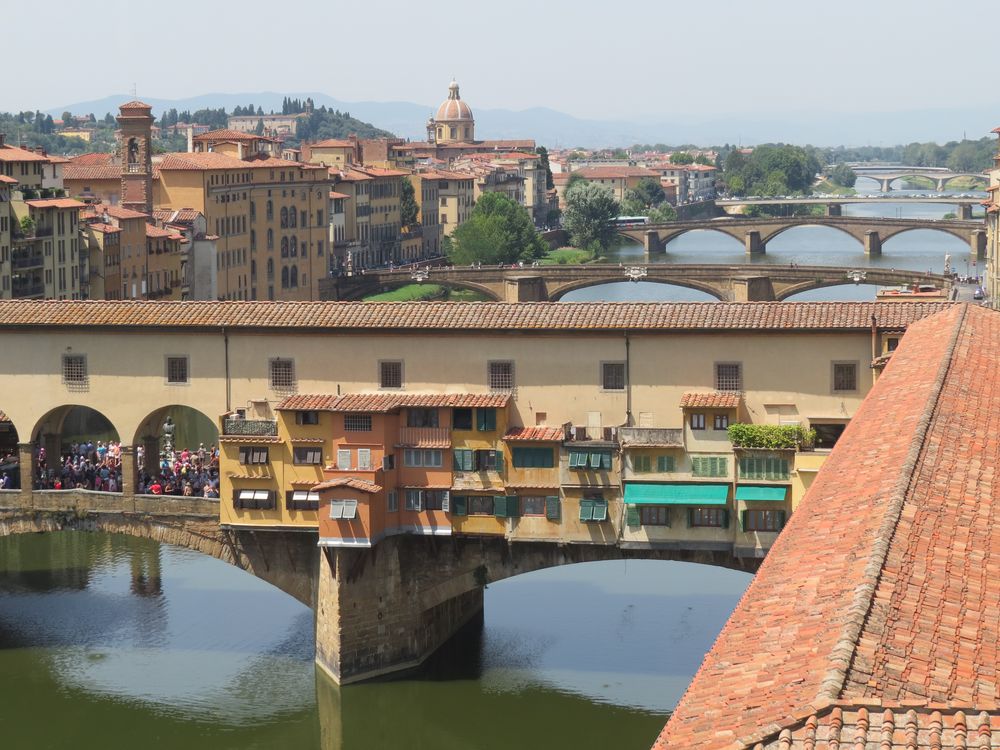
[
  {"xmin": 5, "ymin": 197, "xmax": 86, "ymax": 300},
  {"xmin": 433, "ymin": 170, "xmax": 475, "ymax": 237},
  {"xmin": 570, "ymin": 165, "xmax": 663, "ymax": 203}
]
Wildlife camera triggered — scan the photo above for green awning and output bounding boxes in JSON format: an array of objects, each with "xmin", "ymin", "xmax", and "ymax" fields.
[
  {"xmin": 735, "ymin": 485, "xmax": 788, "ymax": 502},
  {"xmin": 624, "ymin": 483, "xmax": 729, "ymax": 505}
]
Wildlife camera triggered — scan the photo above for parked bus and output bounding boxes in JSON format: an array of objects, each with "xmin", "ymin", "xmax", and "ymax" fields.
[{"xmin": 613, "ymin": 216, "xmax": 649, "ymax": 227}]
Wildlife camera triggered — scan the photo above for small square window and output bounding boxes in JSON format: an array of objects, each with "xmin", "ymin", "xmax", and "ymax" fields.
[
  {"xmin": 344, "ymin": 414, "xmax": 372, "ymax": 432},
  {"xmin": 713, "ymin": 414, "xmax": 729, "ymax": 430},
  {"xmin": 295, "ymin": 410, "xmax": 320, "ymax": 425},
  {"xmin": 380, "ymin": 360, "xmax": 403, "ymax": 389},
  {"xmin": 62, "ymin": 354, "xmax": 87, "ymax": 386},
  {"xmin": 690, "ymin": 413, "xmax": 706, "ymax": 430},
  {"xmin": 452, "ymin": 408, "xmax": 473, "ymax": 430},
  {"xmin": 488, "ymin": 360, "xmax": 514, "ymax": 390},
  {"xmin": 387, "ymin": 489, "xmax": 398, "ymax": 513},
  {"xmin": 166, "ymin": 356, "xmax": 188, "ymax": 384},
  {"xmin": 292, "ymin": 447, "xmax": 322, "ymax": 465},
  {"xmin": 715, "ymin": 362, "xmax": 742, "ymax": 392},
  {"xmin": 521, "ymin": 496, "xmax": 546, "ymax": 516},
  {"xmin": 602, "ymin": 362, "xmax": 626, "ymax": 391},
  {"xmin": 833, "ymin": 362, "xmax": 858, "ymax": 392},
  {"xmin": 269, "ymin": 358, "xmax": 295, "ymax": 391}
]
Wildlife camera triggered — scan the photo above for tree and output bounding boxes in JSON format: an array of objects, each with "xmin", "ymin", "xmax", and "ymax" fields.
[
  {"xmin": 646, "ymin": 203, "xmax": 677, "ymax": 223},
  {"xmin": 535, "ymin": 146, "xmax": 554, "ymax": 190},
  {"xmin": 631, "ymin": 177, "xmax": 665, "ymax": 208},
  {"xmin": 562, "ymin": 181, "xmax": 620, "ymax": 253},
  {"xmin": 829, "ymin": 163, "xmax": 856, "ymax": 188},
  {"xmin": 400, "ymin": 177, "xmax": 419, "ymax": 226},
  {"xmin": 670, "ymin": 151, "xmax": 694, "ymax": 165},
  {"xmin": 254, "ymin": 118, "xmax": 265, "ymax": 136},
  {"xmin": 447, "ymin": 192, "xmax": 547, "ymax": 266},
  {"xmin": 61, "ymin": 111, "xmax": 73, "ymax": 126},
  {"xmin": 694, "ymin": 154, "xmax": 713, "ymax": 166}
]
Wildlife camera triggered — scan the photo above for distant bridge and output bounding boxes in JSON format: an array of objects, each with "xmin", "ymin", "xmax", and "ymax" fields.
[
  {"xmin": 851, "ymin": 166, "xmax": 988, "ymax": 192},
  {"xmin": 620, "ymin": 216, "xmax": 986, "ymax": 257},
  {"xmin": 717, "ymin": 196, "xmax": 983, "ymax": 219},
  {"xmin": 322, "ymin": 264, "xmax": 953, "ymax": 303}
]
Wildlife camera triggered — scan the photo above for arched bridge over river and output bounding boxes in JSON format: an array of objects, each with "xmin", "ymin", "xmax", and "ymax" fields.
[
  {"xmin": 323, "ymin": 264, "xmax": 953, "ymax": 303},
  {"xmin": 618, "ymin": 215, "xmax": 986, "ymax": 257}
]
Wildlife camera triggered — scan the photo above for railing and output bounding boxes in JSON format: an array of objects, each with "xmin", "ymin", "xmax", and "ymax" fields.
[
  {"xmin": 12, "ymin": 282, "xmax": 44, "ymax": 297},
  {"xmin": 619, "ymin": 427, "xmax": 684, "ymax": 447},
  {"xmin": 222, "ymin": 418, "xmax": 277, "ymax": 436},
  {"xmin": 398, "ymin": 426, "xmax": 451, "ymax": 447},
  {"xmin": 11, "ymin": 253, "xmax": 43, "ymax": 270}
]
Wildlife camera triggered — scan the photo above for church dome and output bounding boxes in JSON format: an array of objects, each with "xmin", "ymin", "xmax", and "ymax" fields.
[{"xmin": 434, "ymin": 80, "xmax": 474, "ymax": 122}]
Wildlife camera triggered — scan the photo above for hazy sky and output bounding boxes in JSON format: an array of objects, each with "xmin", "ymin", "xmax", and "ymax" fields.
[{"xmin": 8, "ymin": 0, "xmax": 999, "ymax": 121}]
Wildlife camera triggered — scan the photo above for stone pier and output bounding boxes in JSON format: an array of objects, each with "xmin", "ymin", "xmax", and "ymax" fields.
[
  {"xmin": 864, "ymin": 230, "xmax": 882, "ymax": 257},
  {"xmin": 744, "ymin": 230, "xmax": 765, "ymax": 255},
  {"xmin": 971, "ymin": 229, "xmax": 987, "ymax": 261}
]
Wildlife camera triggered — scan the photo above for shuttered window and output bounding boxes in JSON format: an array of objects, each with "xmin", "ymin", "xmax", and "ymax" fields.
[
  {"xmin": 656, "ymin": 455, "xmax": 675, "ymax": 472},
  {"xmin": 688, "ymin": 507, "xmax": 728, "ymax": 528},
  {"xmin": 545, "ymin": 496, "xmax": 560, "ymax": 521},
  {"xmin": 741, "ymin": 509, "xmax": 787, "ymax": 531},
  {"xmin": 493, "ymin": 495, "xmax": 520, "ymax": 518},
  {"xmin": 738, "ymin": 456, "xmax": 790, "ymax": 481},
  {"xmin": 691, "ymin": 456, "xmax": 728, "ymax": 477},
  {"xmin": 476, "ymin": 408, "xmax": 497, "ymax": 432},
  {"xmin": 512, "ymin": 447, "xmax": 554, "ymax": 468},
  {"xmin": 292, "ymin": 447, "xmax": 322, "ymax": 465},
  {"xmin": 579, "ymin": 496, "xmax": 608, "ymax": 522}
]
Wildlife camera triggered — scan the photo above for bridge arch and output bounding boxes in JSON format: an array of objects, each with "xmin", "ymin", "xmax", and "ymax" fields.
[
  {"xmin": 938, "ymin": 173, "xmax": 988, "ymax": 190},
  {"xmin": 30, "ymin": 405, "xmax": 122, "ymax": 490},
  {"xmin": 877, "ymin": 224, "xmax": 974, "ymax": 245},
  {"xmin": 775, "ymin": 280, "xmax": 879, "ymax": 301},
  {"xmin": 759, "ymin": 222, "xmax": 867, "ymax": 247},
  {"xmin": 548, "ymin": 277, "xmax": 726, "ymax": 302}
]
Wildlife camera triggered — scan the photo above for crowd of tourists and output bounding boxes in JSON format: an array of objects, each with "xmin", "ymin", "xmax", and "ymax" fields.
[{"xmin": 32, "ymin": 440, "xmax": 221, "ymax": 498}]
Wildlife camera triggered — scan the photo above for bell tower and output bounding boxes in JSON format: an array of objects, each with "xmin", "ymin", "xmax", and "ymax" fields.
[{"xmin": 117, "ymin": 100, "xmax": 154, "ymax": 216}]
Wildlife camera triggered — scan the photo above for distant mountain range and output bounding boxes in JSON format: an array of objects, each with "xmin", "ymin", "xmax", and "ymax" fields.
[{"xmin": 42, "ymin": 91, "xmax": 1000, "ymax": 149}]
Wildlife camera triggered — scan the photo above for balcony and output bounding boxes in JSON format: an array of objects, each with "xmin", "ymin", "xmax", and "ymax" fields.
[
  {"xmin": 397, "ymin": 426, "xmax": 451, "ymax": 448},
  {"xmin": 223, "ymin": 418, "xmax": 277, "ymax": 436},
  {"xmin": 12, "ymin": 282, "xmax": 44, "ymax": 298},
  {"xmin": 619, "ymin": 427, "xmax": 684, "ymax": 448},
  {"xmin": 12, "ymin": 252, "xmax": 44, "ymax": 270}
]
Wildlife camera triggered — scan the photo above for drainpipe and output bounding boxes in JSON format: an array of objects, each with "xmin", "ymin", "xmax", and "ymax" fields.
[
  {"xmin": 624, "ymin": 331, "xmax": 633, "ymax": 427},
  {"xmin": 870, "ymin": 314, "xmax": 878, "ymax": 362},
  {"xmin": 223, "ymin": 326, "xmax": 231, "ymax": 412}
]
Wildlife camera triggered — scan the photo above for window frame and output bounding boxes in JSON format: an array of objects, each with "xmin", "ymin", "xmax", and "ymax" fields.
[
  {"xmin": 238, "ymin": 446, "xmax": 269, "ymax": 465},
  {"xmin": 690, "ymin": 507, "xmax": 726, "ymax": 528},
  {"xmin": 520, "ymin": 496, "xmax": 547, "ymax": 517},
  {"xmin": 469, "ymin": 495, "xmax": 495, "ymax": 516},
  {"xmin": 714, "ymin": 361, "xmax": 743, "ymax": 392},
  {"xmin": 713, "ymin": 413, "xmax": 729, "ymax": 431},
  {"xmin": 344, "ymin": 414, "xmax": 373, "ymax": 433},
  {"xmin": 165, "ymin": 355, "xmax": 189, "ymax": 385},
  {"xmin": 487, "ymin": 360, "xmax": 515, "ymax": 391},
  {"xmin": 62, "ymin": 353, "xmax": 88, "ymax": 387},
  {"xmin": 742, "ymin": 509, "xmax": 786, "ymax": 532},
  {"xmin": 379, "ymin": 360, "xmax": 403, "ymax": 390},
  {"xmin": 601, "ymin": 361, "xmax": 626, "ymax": 391},
  {"xmin": 639, "ymin": 506, "xmax": 671, "ymax": 526},
  {"xmin": 690, "ymin": 413, "xmax": 706, "ymax": 431},
  {"xmin": 403, "ymin": 448, "xmax": 443, "ymax": 468},
  {"xmin": 452, "ymin": 407, "xmax": 473, "ymax": 431},
  {"xmin": 269, "ymin": 357, "xmax": 296, "ymax": 392},
  {"xmin": 292, "ymin": 446, "xmax": 322, "ymax": 465},
  {"xmin": 831, "ymin": 360, "xmax": 859, "ymax": 393}
]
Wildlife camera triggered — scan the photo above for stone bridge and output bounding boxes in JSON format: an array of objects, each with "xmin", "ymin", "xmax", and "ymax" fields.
[
  {"xmin": 852, "ymin": 166, "xmax": 988, "ymax": 192},
  {"xmin": 322, "ymin": 263, "xmax": 953, "ymax": 303},
  {"xmin": 622, "ymin": 216, "xmax": 986, "ymax": 257},
  {"xmin": 716, "ymin": 196, "xmax": 983, "ymax": 220}
]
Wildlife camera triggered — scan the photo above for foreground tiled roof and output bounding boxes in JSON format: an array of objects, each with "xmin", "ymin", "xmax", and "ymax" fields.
[
  {"xmin": 679, "ymin": 391, "xmax": 742, "ymax": 408},
  {"xmin": 0, "ymin": 301, "xmax": 952, "ymax": 333},
  {"xmin": 656, "ymin": 304, "xmax": 1000, "ymax": 750},
  {"xmin": 277, "ymin": 392, "xmax": 511, "ymax": 413},
  {"xmin": 63, "ymin": 164, "xmax": 122, "ymax": 181},
  {"xmin": 503, "ymin": 426, "xmax": 565, "ymax": 442},
  {"xmin": 312, "ymin": 477, "xmax": 382, "ymax": 493}
]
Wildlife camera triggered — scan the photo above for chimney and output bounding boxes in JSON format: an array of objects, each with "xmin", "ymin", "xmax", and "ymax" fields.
[{"xmin": 186, "ymin": 126, "xmax": 194, "ymax": 153}]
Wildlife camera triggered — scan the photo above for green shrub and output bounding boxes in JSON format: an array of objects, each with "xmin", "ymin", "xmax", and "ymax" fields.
[{"xmin": 727, "ymin": 423, "xmax": 816, "ymax": 450}]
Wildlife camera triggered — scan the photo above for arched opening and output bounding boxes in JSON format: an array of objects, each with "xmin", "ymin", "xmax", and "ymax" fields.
[
  {"xmin": 132, "ymin": 405, "xmax": 220, "ymax": 498},
  {"xmin": 0, "ymin": 411, "xmax": 20, "ymax": 489},
  {"xmin": 761, "ymin": 223, "xmax": 866, "ymax": 264},
  {"xmin": 557, "ymin": 280, "xmax": 721, "ymax": 302},
  {"xmin": 783, "ymin": 283, "xmax": 882, "ymax": 302},
  {"xmin": 31, "ymin": 406, "xmax": 121, "ymax": 491}
]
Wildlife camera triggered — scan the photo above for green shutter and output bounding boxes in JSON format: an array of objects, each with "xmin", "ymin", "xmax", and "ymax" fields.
[
  {"xmin": 496, "ymin": 452, "xmax": 505, "ymax": 476},
  {"xmin": 493, "ymin": 495, "xmax": 509, "ymax": 518},
  {"xmin": 579, "ymin": 498, "xmax": 594, "ymax": 521},
  {"xmin": 687, "ymin": 507, "xmax": 695, "ymax": 527},
  {"xmin": 721, "ymin": 509, "xmax": 730, "ymax": 529},
  {"xmin": 626, "ymin": 505, "xmax": 641, "ymax": 527},
  {"xmin": 545, "ymin": 496, "xmax": 560, "ymax": 520},
  {"xmin": 692, "ymin": 457, "xmax": 705, "ymax": 477},
  {"xmin": 589, "ymin": 452, "xmax": 602, "ymax": 469},
  {"xmin": 453, "ymin": 449, "xmax": 467, "ymax": 471},
  {"xmin": 592, "ymin": 498, "xmax": 608, "ymax": 522},
  {"xmin": 740, "ymin": 509, "xmax": 747, "ymax": 531},
  {"xmin": 656, "ymin": 455, "xmax": 675, "ymax": 472},
  {"xmin": 453, "ymin": 495, "xmax": 468, "ymax": 516},
  {"xmin": 602, "ymin": 452, "xmax": 612, "ymax": 470},
  {"xmin": 506, "ymin": 496, "xmax": 520, "ymax": 518},
  {"xmin": 778, "ymin": 510, "xmax": 787, "ymax": 529},
  {"xmin": 477, "ymin": 408, "xmax": 496, "ymax": 432}
]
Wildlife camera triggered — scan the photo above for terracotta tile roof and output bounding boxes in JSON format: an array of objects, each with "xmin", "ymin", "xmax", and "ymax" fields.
[
  {"xmin": 0, "ymin": 301, "xmax": 953, "ymax": 333},
  {"xmin": 118, "ymin": 100, "xmax": 153, "ymax": 111},
  {"xmin": 311, "ymin": 139, "xmax": 355, "ymax": 148},
  {"xmin": 193, "ymin": 129, "xmax": 272, "ymax": 142},
  {"xmin": 328, "ymin": 191, "xmax": 351, "ymax": 199},
  {"xmin": 0, "ymin": 145, "xmax": 49, "ymax": 163},
  {"xmin": 158, "ymin": 152, "xmax": 250, "ymax": 171},
  {"xmin": 312, "ymin": 477, "xmax": 382, "ymax": 493},
  {"xmin": 86, "ymin": 223, "xmax": 121, "ymax": 235},
  {"xmin": 145, "ymin": 225, "xmax": 181, "ymax": 239},
  {"xmin": 152, "ymin": 208, "xmax": 201, "ymax": 223},
  {"xmin": 354, "ymin": 166, "xmax": 409, "ymax": 178},
  {"xmin": 277, "ymin": 392, "xmax": 511, "ymax": 413},
  {"xmin": 679, "ymin": 391, "xmax": 742, "ymax": 408},
  {"xmin": 45, "ymin": 155, "xmax": 71, "ymax": 164},
  {"xmin": 572, "ymin": 166, "xmax": 660, "ymax": 179},
  {"xmin": 70, "ymin": 152, "xmax": 115, "ymax": 166},
  {"xmin": 656, "ymin": 304, "xmax": 1000, "ymax": 749},
  {"xmin": 106, "ymin": 205, "xmax": 149, "ymax": 220},
  {"xmin": 25, "ymin": 198, "xmax": 86, "ymax": 210},
  {"xmin": 0, "ymin": 175, "xmax": 18, "ymax": 184},
  {"xmin": 63, "ymin": 164, "xmax": 121, "ymax": 181},
  {"xmin": 503, "ymin": 426, "xmax": 565, "ymax": 442}
]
